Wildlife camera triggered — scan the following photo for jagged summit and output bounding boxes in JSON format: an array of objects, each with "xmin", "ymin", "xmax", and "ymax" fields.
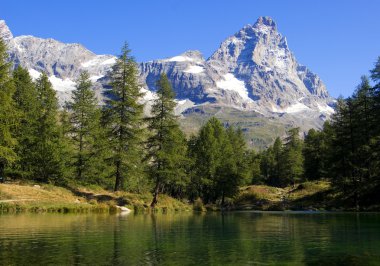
[
  {"xmin": 254, "ymin": 16, "xmax": 277, "ymax": 29},
  {"xmin": 181, "ymin": 50, "xmax": 204, "ymax": 60},
  {"xmin": 141, "ymin": 16, "xmax": 334, "ymax": 124},
  {"xmin": 0, "ymin": 20, "xmax": 13, "ymax": 43}
]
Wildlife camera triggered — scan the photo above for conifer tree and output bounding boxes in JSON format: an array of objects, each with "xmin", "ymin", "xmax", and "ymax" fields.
[
  {"xmin": 369, "ymin": 58, "xmax": 380, "ymax": 187},
  {"xmin": 104, "ymin": 43, "xmax": 145, "ymax": 191},
  {"xmin": 32, "ymin": 73, "xmax": 63, "ymax": 183},
  {"xmin": 247, "ymin": 149, "xmax": 261, "ymax": 185},
  {"xmin": 12, "ymin": 66, "xmax": 39, "ymax": 178},
  {"xmin": 271, "ymin": 137, "xmax": 284, "ymax": 186},
  {"xmin": 146, "ymin": 74, "xmax": 188, "ymax": 207},
  {"xmin": 68, "ymin": 71, "xmax": 103, "ymax": 183},
  {"xmin": 0, "ymin": 38, "xmax": 17, "ymax": 181},
  {"xmin": 303, "ymin": 128, "xmax": 325, "ymax": 180},
  {"xmin": 189, "ymin": 118, "xmax": 245, "ymax": 204},
  {"xmin": 218, "ymin": 127, "xmax": 247, "ymax": 205},
  {"xmin": 189, "ymin": 117, "xmax": 225, "ymax": 203},
  {"xmin": 58, "ymin": 108, "xmax": 75, "ymax": 181},
  {"xmin": 282, "ymin": 128, "xmax": 304, "ymax": 186},
  {"xmin": 259, "ymin": 146, "xmax": 274, "ymax": 184},
  {"xmin": 370, "ymin": 56, "xmax": 380, "ymax": 119}
]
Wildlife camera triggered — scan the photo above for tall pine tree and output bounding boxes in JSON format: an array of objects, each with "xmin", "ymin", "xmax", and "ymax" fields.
[
  {"xmin": 189, "ymin": 118, "xmax": 245, "ymax": 204},
  {"xmin": 12, "ymin": 66, "xmax": 39, "ymax": 178},
  {"xmin": 68, "ymin": 71, "xmax": 104, "ymax": 183},
  {"xmin": 32, "ymin": 73, "xmax": 64, "ymax": 183},
  {"xmin": 104, "ymin": 43, "xmax": 145, "ymax": 191},
  {"xmin": 146, "ymin": 74, "xmax": 188, "ymax": 207},
  {"xmin": 0, "ymin": 38, "xmax": 17, "ymax": 181},
  {"xmin": 282, "ymin": 128, "xmax": 304, "ymax": 186}
]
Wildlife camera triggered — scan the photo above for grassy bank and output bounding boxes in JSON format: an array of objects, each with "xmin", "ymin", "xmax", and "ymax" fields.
[
  {"xmin": 1, "ymin": 181, "xmax": 377, "ymax": 214},
  {"xmin": 233, "ymin": 181, "xmax": 339, "ymax": 211},
  {"xmin": 0, "ymin": 182, "xmax": 191, "ymax": 214},
  {"xmin": 233, "ymin": 180, "xmax": 380, "ymax": 211}
]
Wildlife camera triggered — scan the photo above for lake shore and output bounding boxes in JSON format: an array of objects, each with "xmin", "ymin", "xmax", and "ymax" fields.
[{"xmin": 1, "ymin": 181, "xmax": 379, "ymax": 214}]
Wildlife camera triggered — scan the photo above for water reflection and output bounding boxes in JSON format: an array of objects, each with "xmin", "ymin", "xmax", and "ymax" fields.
[{"xmin": 0, "ymin": 212, "xmax": 379, "ymax": 265}]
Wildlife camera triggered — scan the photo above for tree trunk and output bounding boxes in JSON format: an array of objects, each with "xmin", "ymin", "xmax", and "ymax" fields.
[
  {"xmin": 0, "ymin": 162, "xmax": 4, "ymax": 183},
  {"xmin": 78, "ymin": 131, "xmax": 83, "ymax": 180},
  {"xmin": 114, "ymin": 160, "xmax": 121, "ymax": 191},
  {"xmin": 354, "ymin": 177, "xmax": 360, "ymax": 211},
  {"xmin": 151, "ymin": 180, "xmax": 160, "ymax": 207},
  {"xmin": 221, "ymin": 190, "xmax": 225, "ymax": 207}
]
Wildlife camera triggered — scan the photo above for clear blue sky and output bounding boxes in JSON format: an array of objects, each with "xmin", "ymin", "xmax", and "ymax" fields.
[{"xmin": 2, "ymin": 0, "xmax": 380, "ymax": 97}]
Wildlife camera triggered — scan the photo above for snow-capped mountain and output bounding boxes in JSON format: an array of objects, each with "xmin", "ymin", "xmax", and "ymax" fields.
[
  {"xmin": 1, "ymin": 19, "xmax": 116, "ymax": 103},
  {"xmin": 1, "ymin": 17, "xmax": 334, "ymax": 146},
  {"xmin": 140, "ymin": 17, "xmax": 334, "ymax": 117}
]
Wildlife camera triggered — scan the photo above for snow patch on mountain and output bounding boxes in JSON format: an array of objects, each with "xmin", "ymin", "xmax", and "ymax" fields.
[
  {"xmin": 271, "ymin": 102, "xmax": 311, "ymax": 114},
  {"xmin": 49, "ymin": 76, "xmax": 76, "ymax": 92},
  {"xmin": 163, "ymin": 55, "xmax": 202, "ymax": 64},
  {"xmin": 89, "ymin": 75, "xmax": 103, "ymax": 82},
  {"xmin": 216, "ymin": 73, "xmax": 251, "ymax": 101},
  {"xmin": 285, "ymin": 102, "xmax": 311, "ymax": 113},
  {"xmin": 317, "ymin": 103, "xmax": 334, "ymax": 114},
  {"xmin": 28, "ymin": 69, "xmax": 41, "ymax": 80},
  {"xmin": 184, "ymin": 65, "xmax": 205, "ymax": 74},
  {"xmin": 82, "ymin": 56, "xmax": 116, "ymax": 67},
  {"xmin": 141, "ymin": 87, "xmax": 157, "ymax": 102},
  {"xmin": 175, "ymin": 99, "xmax": 195, "ymax": 115},
  {"xmin": 101, "ymin": 57, "xmax": 116, "ymax": 65}
]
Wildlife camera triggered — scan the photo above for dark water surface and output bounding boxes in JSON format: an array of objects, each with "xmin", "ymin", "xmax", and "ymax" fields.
[{"xmin": 1, "ymin": 211, "xmax": 380, "ymax": 265}]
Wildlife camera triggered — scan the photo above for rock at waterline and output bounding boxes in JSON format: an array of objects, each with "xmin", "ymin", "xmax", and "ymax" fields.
[{"xmin": 116, "ymin": 206, "xmax": 131, "ymax": 213}]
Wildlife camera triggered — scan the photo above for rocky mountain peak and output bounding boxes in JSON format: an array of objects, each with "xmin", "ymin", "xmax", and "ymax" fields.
[
  {"xmin": 254, "ymin": 16, "xmax": 277, "ymax": 29},
  {"xmin": 0, "ymin": 20, "xmax": 13, "ymax": 43},
  {"xmin": 180, "ymin": 50, "xmax": 204, "ymax": 61}
]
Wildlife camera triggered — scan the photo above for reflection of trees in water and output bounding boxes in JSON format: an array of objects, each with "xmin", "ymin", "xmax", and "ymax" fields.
[
  {"xmin": 0, "ymin": 213, "xmax": 380, "ymax": 265},
  {"xmin": 144, "ymin": 213, "xmax": 162, "ymax": 265}
]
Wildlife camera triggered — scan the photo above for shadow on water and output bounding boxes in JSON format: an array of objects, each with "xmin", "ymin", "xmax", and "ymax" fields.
[{"xmin": 0, "ymin": 212, "xmax": 380, "ymax": 265}]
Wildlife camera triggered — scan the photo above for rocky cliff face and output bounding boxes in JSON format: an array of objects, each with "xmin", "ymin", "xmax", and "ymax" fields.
[
  {"xmin": 0, "ymin": 20, "xmax": 13, "ymax": 43},
  {"xmin": 2, "ymin": 20, "xmax": 116, "ymax": 103},
  {"xmin": 1, "ymin": 17, "xmax": 334, "ymax": 145}
]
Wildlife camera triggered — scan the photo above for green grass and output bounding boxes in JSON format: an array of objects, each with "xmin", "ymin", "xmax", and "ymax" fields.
[
  {"xmin": 0, "ymin": 182, "xmax": 191, "ymax": 214},
  {"xmin": 3, "ymin": 180, "xmax": 373, "ymax": 214},
  {"xmin": 233, "ymin": 181, "xmax": 335, "ymax": 211}
]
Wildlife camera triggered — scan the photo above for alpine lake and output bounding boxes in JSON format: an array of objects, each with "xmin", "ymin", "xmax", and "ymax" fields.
[{"xmin": 1, "ymin": 211, "xmax": 380, "ymax": 265}]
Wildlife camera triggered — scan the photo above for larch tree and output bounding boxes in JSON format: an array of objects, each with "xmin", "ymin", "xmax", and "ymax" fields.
[
  {"xmin": 146, "ymin": 74, "xmax": 188, "ymax": 207},
  {"xmin": 12, "ymin": 66, "xmax": 39, "ymax": 178},
  {"xmin": 189, "ymin": 117, "xmax": 225, "ymax": 203},
  {"xmin": 271, "ymin": 137, "xmax": 284, "ymax": 186},
  {"xmin": 282, "ymin": 128, "xmax": 304, "ymax": 186},
  {"xmin": 32, "ymin": 73, "xmax": 64, "ymax": 183},
  {"xmin": 68, "ymin": 71, "xmax": 102, "ymax": 182},
  {"xmin": 104, "ymin": 43, "xmax": 145, "ymax": 191},
  {"xmin": 0, "ymin": 38, "xmax": 18, "ymax": 181}
]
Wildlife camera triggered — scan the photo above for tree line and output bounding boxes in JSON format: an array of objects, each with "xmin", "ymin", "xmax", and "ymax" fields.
[{"xmin": 1, "ymin": 35, "xmax": 379, "ymax": 208}]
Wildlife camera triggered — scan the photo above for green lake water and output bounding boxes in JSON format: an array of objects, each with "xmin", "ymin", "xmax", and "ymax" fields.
[{"xmin": 1, "ymin": 211, "xmax": 380, "ymax": 265}]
